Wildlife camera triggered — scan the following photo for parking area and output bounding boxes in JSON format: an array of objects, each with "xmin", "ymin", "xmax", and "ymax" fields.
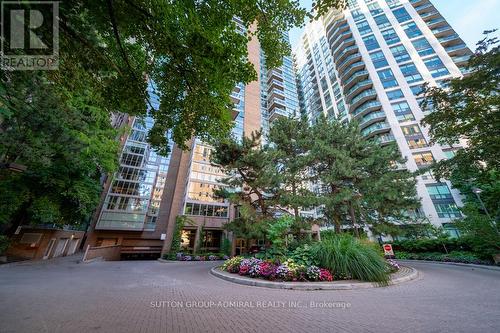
[{"xmin": 0, "ymin": 257, "xmax": 499, "ymax": 332}]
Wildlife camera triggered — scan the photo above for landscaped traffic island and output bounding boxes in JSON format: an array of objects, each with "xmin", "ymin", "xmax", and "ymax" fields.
[
  {"xmin": 212, "ymin": 234, "xmax": 403, "ymax": 287},
  {"xmin": 219, "ymin": 256, "xmax": 399, "ymax": 283}
]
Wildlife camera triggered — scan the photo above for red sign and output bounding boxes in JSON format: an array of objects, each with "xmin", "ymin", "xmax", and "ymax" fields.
[{"xmin": 383, "ymin": 244, "xmax": 394, "ymax": 256}]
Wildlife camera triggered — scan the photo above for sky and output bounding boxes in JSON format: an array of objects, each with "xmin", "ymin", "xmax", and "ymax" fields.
[{"xmin": 289, "ymin": 0, "xmax": 500, "ymax": 51}]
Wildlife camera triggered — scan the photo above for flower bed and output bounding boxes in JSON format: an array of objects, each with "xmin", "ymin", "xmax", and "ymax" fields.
[
  {"xmin": 164, "ymin": 252, "xmax": 229, "ymax": 261},
  {"xmin": 221, "ymin": 257, "xmax": 335, "ymax": 282},
  {"xmin": 221, "ymin": 256, "xmax": 400, "ymax": 283}
]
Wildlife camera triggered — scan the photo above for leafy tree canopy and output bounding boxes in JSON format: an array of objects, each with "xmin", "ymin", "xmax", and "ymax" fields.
[{"xmin": 421, "ymin": 31, "xmax": 499, "ymax": 223}]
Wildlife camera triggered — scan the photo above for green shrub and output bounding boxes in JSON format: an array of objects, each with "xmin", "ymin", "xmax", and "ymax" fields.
[
  {"xmin": 311, "ymin": 234, "xmax": 389, "ymax": 284},
  {"xmin": 221, "ymin": 237, "xmax": 232, "ymax": 256},
  {"xmin": 395, "ymin": 250, "xmax": 493, "ymax": 265},
  {"xmin": 267, "ymin": 216, "xmax": 294, "ymax": 255},
  {"xmin": 289, "ymin": 245, "xmax": 318, "ymax": 267},
  {"xmin": 0, "ymin": 235, "xmax": 9, "ymax": 255}
]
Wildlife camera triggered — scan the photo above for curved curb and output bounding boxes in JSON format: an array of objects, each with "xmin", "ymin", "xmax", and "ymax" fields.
[
  {"xmin": 398, "ymin": 259, "xmax": 500, "ymax": 272},
  {"xmin": 157, "ymin": 258, "xmax": 225, "ymax": 263},
  {"xmin": 210, "ymin": 266, "xmax": 419, "ymax": 290}
]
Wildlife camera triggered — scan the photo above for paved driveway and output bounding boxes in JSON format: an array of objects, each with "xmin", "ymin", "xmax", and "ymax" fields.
[{"xmin": 0, "ymin": 256, "xmax": 499, "ymax": 333}]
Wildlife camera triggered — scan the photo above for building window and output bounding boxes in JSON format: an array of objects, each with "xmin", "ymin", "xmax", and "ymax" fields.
[
  {"xmin": 378, "ymin": 69, "xmax": 399, "ymax": 88},
  {"xmin": 443, "ymin": 149, "xmax": 457, "ymax": 159},
  {"xmin": 402, "ymin": 22, "xmax": 422, "ymax": 38},
  {"xmin": 385, "ymin": 0, "xmax": 401, "ymax": 8},
  {"xmin": 411, "ymin": 38, "xmax": 435, "ymax": 56},
  {"xmin": 424, "ymin": 56, "xmax": 450, "ymax": 78},
  {"xmin": 386, "ymin": 89, "xmax": 404, "ymax": 100},
  {"xmin": 426, "ymin": 183, "xmax": 461, "ymax": 218},
  {"xmin": 392, "ymin": 101, "xmax": 416, "ymax": 122},
  {"xmin": 368, "ymin": 2, "xmax": 383, "ymax": 16},
  {"xmin": 374, "ymin": 14, "xmax": 391, "ymax": 29},
  {"xmin": 433, "ymin": 203, "xmax": 462, "ymax": 218},
  {"xmin": 407, "ymin": 137, "xmax": 428, "ymax": 148},
  {"xmin": 381, "ymin": 28, "xmax": 400, "ymax": 45},
  {"xmin": 399, "ymin": 63, "xmax": 423, "ymax": 84},
  {"xmin": 426, "ymin": 183, "xmax": 453, "ymax": 199},
  {"xmin": 410, "ymin": 85, "xmax": 424, "ymax": 96},
  {"xmin": 413, "ymin": 151, "xmax": 435, "ymax": 168},
  {"xmin": 401, "ymin": 124, "xmax": 422, "ymax": 136},
  {"xmin": 392, "ymin": 7, "xmax": 412, "ymax": 23},
  {"xmin": 356, "ymin": 20, "xmax": 372, "ymax": 35},
  {"xmin": 352, "ymin": 8, "xmax": 366, "ymax": 21},
  {"xmin": 370, "ymin": 50, "xmax": 389, "ymax": 68},
  {"xmin": 390, "ymin": 44, "xmax": 411, "ymax": 63},
  {"xmin": 363, "ymin": 34, "xmax": 380, "ymax": 51}
]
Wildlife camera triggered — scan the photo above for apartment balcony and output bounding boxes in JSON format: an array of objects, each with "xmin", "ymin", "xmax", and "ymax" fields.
[
  {"xmin": 345, "ymin": 79, "xmax": 373, "ymax": 103},
  {"xmin": 459, "ymin": 66, "xmax": 474, "ymax": 76},
  {"xmin": 438, "ymin": 33, "xmax": 461, "ymax": 46},
  {"xmin": 336, "ymin": 53, "xmax": 362, "ymax": 75},
  {"xmin": 332, "ymin": 37, "xmax": 356, "ymax": 58},
  {"xmin": 361, "ymin": 121, "xmax": 391, "ymax": 138},
  {"xmin": 420, "ymin": 11, "xmax": 439, "ymax": 21},
  {"xmin": 340, "ymin": 61, "xmax": 366, "ymax": 82},
  {"xmin": 230, "ymin": 91, "xmax": 243, "ymax": 104},
  {"xmin": 348, "ymin": 89, "xmax": 377, "ymax": 111},
  {"xmin": 267, "ymin": 87, "xmax": 285, "ymax": 101},
  {"xmin": 409, "ymin": 0, "xmax": 427, "ymax": 6},
  {"xmin": 329, "ymin": 30, "xmax": 353, "ymax": 50},
  {"xmin": 359, "ymin": 111, "xmax": 387, "ymax": 129},
  {"xmin": 426, "ymin": 17, "xmax": 447, "ymax": 29},
  {"xmin": 452, "ymin": 55, "xmax": 472, "ymax": 66},
  {"xmin": 445, "ymin": 43, "xmax": 470, "ymax": 57},
  {"xmin": 267, "ymin": 70, "xmax": 283, "ymax": 84},
  {"xmin": 351, "ymin": 100, "xmax": 382, "ymax": 118},
  {"xmin": 268, "ymin": 106, "xmax": 288, "ymax": 122},
  {"xmin": 414, "ymin": 3, "xmax": 433, "ymax": 12},
  {"xmin": 336, "ymin": 45, "xmax": 359, "ymax": 65},
  {"xmin": 268, "ymin": 79, "xmax": 284, "ymax": 90},
  {"xmin": 326, "ymin": 20, "xmax": 349, "ymax": 42},
  {"xmin": 431, "ymin": 25, "xmax": 454, "ymax": 37},
  {"xmin": 268, "ymin": 97, "xmax": 286, "ymax": 111},
  {"xmin": 373, "ymin": 133, "xmax": 396, "ymax": 145},
  {"xmin": 342, "ymin": 69, "xmax": 369, "ymax": 90},
  {"xmin": 231, "ymin": 108, "xmax": 240, "ymax": 120}
]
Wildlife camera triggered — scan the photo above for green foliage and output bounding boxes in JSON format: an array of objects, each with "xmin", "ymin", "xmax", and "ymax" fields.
[
  {"xmin": 1, "ymin": 1, "xmax": 344, "ymax": 155},
  {"xmin": 391, "ymin": 238, "xmax": 468, "ymax": 254},
  {"xmin": 455, "ymin": 206, "xmax": 500, "ymax": 258},
  {"xmin": 0, "ymin": 71, "xmax": 119, "ymax": 231},
  {"xmin": 395, "ymin": 251, "xmax": 493, "ymax": 265},
  {"xmin": 268, "ymin": 116, "xmax": 316, "ymax": 218},
  {"xmin": 267, "ymin": 215, "xmax": 294, "ymax": 254},
  {"xmin": 221, "ymin": 237, "xmax": 232, "ymax": 256},
  {"xmin": 311, "ymin": 234, "xmax": 389, "ymax": 283},
  {"xmin": 421, "ymin": 31, "xmax": 499, "ymax": 231},
  {"xmin": 0, "ymin": 235, "xmax": 10, "ymax": 255},
  {"xmin": 170, "ymin": 216, "xmax": 189, "ymax": 254},
  {"xmin": 309, "ymin": 116, "xmax": 418, "ymax": 232},
  {"xmin": 289, "ymin": 244, "xmax": 318, "ymax": 266}
]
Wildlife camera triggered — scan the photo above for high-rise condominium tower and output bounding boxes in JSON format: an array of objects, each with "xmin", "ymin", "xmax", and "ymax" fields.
[
  {"xmin": 294, "ymin": 0, "xmax": 472, "ymax": 234},
  {"xmin": 85, "ymin": 24, "xmax": 300, "ymax": 257}
]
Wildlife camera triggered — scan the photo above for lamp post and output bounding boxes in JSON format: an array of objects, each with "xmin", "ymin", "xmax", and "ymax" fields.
[{"xmin": 472, "ymin": 187, "xmax": 497, "ymax": 231}]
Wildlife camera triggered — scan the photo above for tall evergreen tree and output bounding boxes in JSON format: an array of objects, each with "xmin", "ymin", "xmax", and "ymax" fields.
[
  {"xmin": 268, "ymin": 116, "xmax": 316, "ymax": 220},
  {"xmin": 309, "ymin": 116, "xmax": 419, "ymax": 233}
]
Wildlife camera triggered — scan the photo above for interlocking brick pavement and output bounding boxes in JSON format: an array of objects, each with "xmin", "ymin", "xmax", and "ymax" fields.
[{"xmin": 0, "ymin": 257, "xmax": 499, "ymax": 333}]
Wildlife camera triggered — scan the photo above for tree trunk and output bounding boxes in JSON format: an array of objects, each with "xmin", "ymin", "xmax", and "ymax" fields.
[
  {"xmin": 333, "ymin": 214, "xmax": 341, "ymax": 234},
  {"xmin": 349, "ymin": 201, "xmax": 359, "ymax": 238}
]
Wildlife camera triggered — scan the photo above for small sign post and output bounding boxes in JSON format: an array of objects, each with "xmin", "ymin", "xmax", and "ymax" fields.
[{"xmin": 383, "ymin": 244, "xmax": 394, "ymax": 258}]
